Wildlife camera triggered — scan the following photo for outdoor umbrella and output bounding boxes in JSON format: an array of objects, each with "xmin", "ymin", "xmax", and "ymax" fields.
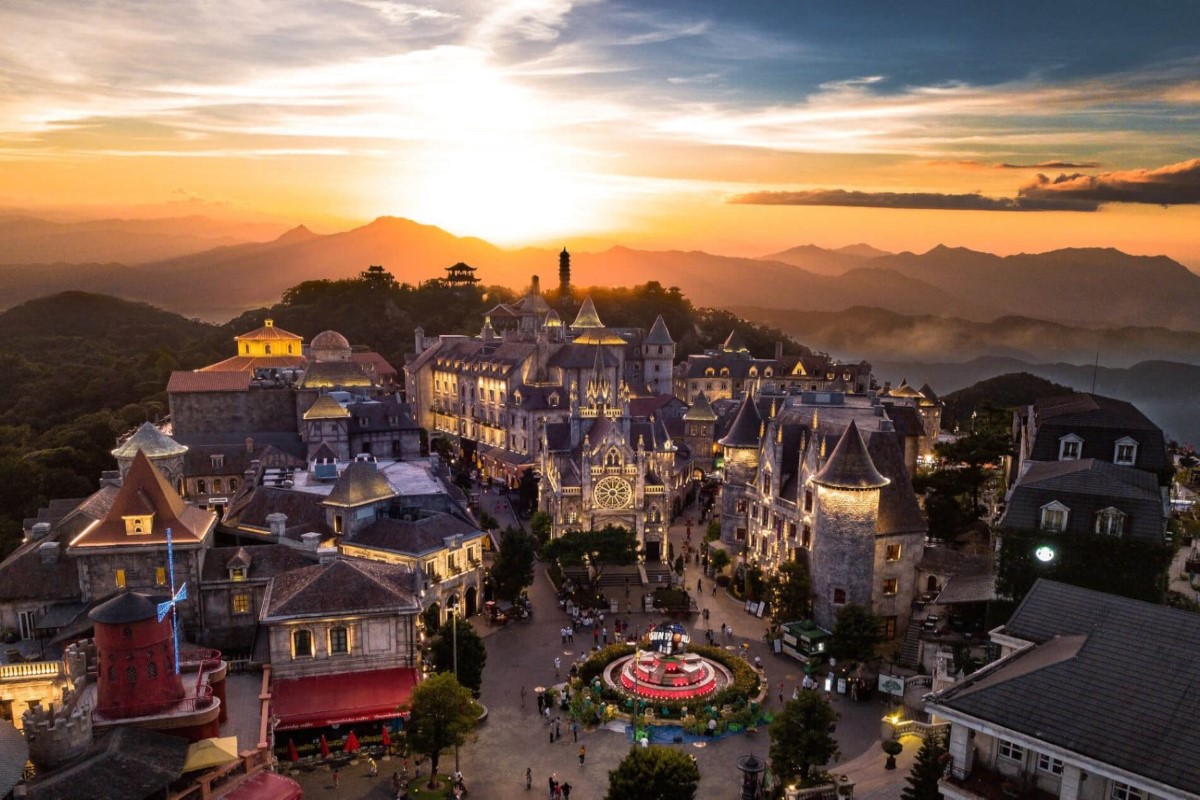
[
  {"xmin": 182, "ymin": 737, "xmax": 240, "ymax": 772},
  {"xmin": 381, "ymin": 727, "xmax": 392, "ymax": 748},
  {"xmin": 287, "ymin": 739, "xmax": 299, "ymax": 763},
  {"xmin": 319, "ymin": 734, "xmax": 330, "ymax": 758},
  {"xmin": 344, "ymin": 730, "xmax": 360, "ymax": 753}
]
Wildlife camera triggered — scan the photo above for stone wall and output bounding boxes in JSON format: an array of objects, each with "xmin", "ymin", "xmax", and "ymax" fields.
[
  {"xmin": 170, "ymin": 388, "xmax": 297, "ymax": 436},
  {"xmin": 810, "ymin": 486, "xmax": 878, "ymax": 630},
  {"xmin": 267, "ymin": 612, "xmax": 418, "ymax": 679},
  {"xmin": 22, "ymin": 689, "xmax": 92, "ymax": 769}
]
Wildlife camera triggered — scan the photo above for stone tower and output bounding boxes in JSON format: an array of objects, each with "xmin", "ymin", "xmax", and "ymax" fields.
[
  {"xmin": 682, "ymin": 391, "xmax": 718, "ymax": 478},
  {"xmin": 111, "ymin": 422, "xmax": 188, "ymax": 492},
  {"xmin": 559, "ymin": 247, "xmax": 571, "ymax": 298},
  {"xmin": 642, "ymin": 315, "xmax": 675, "ymax": 395},
  {"xmin": 808, "ymin": 419, "xmax": 889, "ymax": 630},
  {"xmin": 717, "ymin": 394, "xmax": 762, "ymax": 550}
]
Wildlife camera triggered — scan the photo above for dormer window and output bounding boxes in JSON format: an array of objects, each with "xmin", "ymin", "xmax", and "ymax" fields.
[
  {"xmin": 1058, "ymin": 434, "xmax": 1083, "ymax": 461},
  {"xmin": 1113, "ymin": 437, "xmax": 1138, "ymax": 466},
  {"xmin": 211, "ymin": 454, "xmax": 224, "ymax": 470},
  {"xmin": 229, "ymin": 567, "xmax": 247, "ymax": 581},
  {"xmin": 124, "ymin": 515, "xmax": 153, "ymax": 535},
  {"xmin": 1040, "ymin": 500, "xmax": 1069, "ymax": 532},
  {"xmin": 1095, "ymin": 507, "xmax": 1126, "ymax": 536}
]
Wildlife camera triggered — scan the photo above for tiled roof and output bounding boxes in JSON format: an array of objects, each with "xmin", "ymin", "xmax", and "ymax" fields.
[
  {"xmin": 69, "ymin": 451, "xmax": 215, "ymax": 549},
  {"xmin": 0, "ymin": 530, "xmax": 81, "ymax": 603},
  {"xmin": 197, "ymin": 355, "xmax": 307, "ymax": 373},
  {"xmin": 24, "ymin": 726, "xmax": 190, "ymax": 800},
  {"xmin": 813, "ymin": 420, "xmax": 889, "ymax": 490},
  {"xmin": 323, "ymin": 461, "xmax": 397, "ymax": 508},
  {"xmin": 301, "ymin": 360, "xmax": 374, "ymax": 388},
  {"xmin": 112, "ymin": 423, "xmax": 188, "ymax": 459},
  {"xmin": 932, "ymin": 580, "xmax": 1200, "ymax": 796},
  {"xmin": 262, "ymin": 558, "xmax": 420, "ymax": 619},
  {"xmin": 683, "ymin": 391, "xmax": 717, "ymax": 421},
  {"xmin": 222, "ymin": 486, "xmax": 330, "ymax": 540},
  {"xmin": 718, "ymin": 394, "xmax": 762, "ymax": 448},
  {"xmin": 167, "ymin": 370, "xmax": 251, "ymax": 393},
  {"xmin": 303, "ymin": 395, "xmax": 350, "ymax": 420},
  {"xmin": 235, "ymin": 321, "xmax": 303, "ymax": 341},
  {"xmin": 202, "ymin": 544, "xmax": 316, "ymax": 582},
  {"xmin": 348, "ymin": 513, "xmax": 481, "ymax": 556},
  {"xmin": 350, "ymin": 351, "xmax": 398, "ymax": 377},
  {"xmin": 547, "ymin": 344, "xmax": 619, "ymax": 370},
  {"xmin": 1002, "ymin": 459, "xmax": 1164, "ymax": 540},
  {"xmin": 644, "ymin": 315, "xmax": 674, "ymax": 345},
  {"xmin": 1029, "ymin": 393, "xmax": 1167, "ymax": 472}
]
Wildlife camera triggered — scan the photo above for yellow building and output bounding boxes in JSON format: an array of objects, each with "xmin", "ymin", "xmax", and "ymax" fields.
[{"xmin": 199, "ymin": 319, "xmax": 306, "ymax": 372}]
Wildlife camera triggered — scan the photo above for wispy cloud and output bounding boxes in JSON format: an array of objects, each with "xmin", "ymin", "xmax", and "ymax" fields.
[{"xmin": 727, "ymin": 188, "xmax": 1097, "ymax": 212}]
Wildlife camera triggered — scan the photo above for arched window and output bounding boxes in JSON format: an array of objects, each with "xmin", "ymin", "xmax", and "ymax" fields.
[
  {"xmin": 243, "ymin": 344, "xmax": 249, "ymax": 354},
  {"xmin": 265, "ymin": 344, "xmax": 272, "ymax": 355},
  {"xmin": 126, "ymin": 665, "xmax": 137, "ymax": 683},
  {"xmin": 287, "ymin": 344, "xmax": 293, "ymax": 354},
  {"xmin": 108, "ymin": 665, "xmax": 116, "ymax": 681},
  {"xmin": 197, "ymin": 479, "xmax": 207, "ymax": 494},
  {"xmin": 606, "ymin": 449, "xmax": 621, "ymax": 468},
  {"xmin": 214, "ymin": 479, "xmax": 223, "ymax": 493},
  {"xmin": 293, "ymin": 629, "xmax": 313, "ymax": 658},
  {"xmin": 230, "ymin": 478, "xmax": 238, "ymax": 491},
  {"xmin": 147, "ymin": 661, "xmax": 158, "ymax": 679}
]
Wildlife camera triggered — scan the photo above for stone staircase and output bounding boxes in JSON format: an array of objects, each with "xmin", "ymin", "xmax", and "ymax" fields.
[
  {"xmin": 596, "ymin": 564, "xmax": 644, "ymax": 589},
  {"xmin": 642, "ymin": 562, "xmax": 673, "ymax": 586},
  {"xmin": 898, "ymin": 619, "xmax": 923, "ymax": 669}
]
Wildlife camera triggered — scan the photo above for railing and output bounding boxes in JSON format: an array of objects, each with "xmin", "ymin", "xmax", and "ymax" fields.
[
  {"xmin": 894, "ymin": 719, "xmax": 950, "ymax": 740},
  {"xmin": 942, "ymin": 763, "xmax": 1056, "ymax": 800},
  {"xmin": 0, "ymin": 661, "xmax": 62, "ymax": 680},
  {"xmin": 95, "ymin": 684, "xmax": 215, "ymax": 720}
]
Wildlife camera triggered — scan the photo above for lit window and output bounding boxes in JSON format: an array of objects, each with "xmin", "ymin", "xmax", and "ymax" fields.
[
  {"xmin": 293, "ymin": 629, "xmax": 313, "ymax": 658},
  {"xmin": 1058, "ymin": 435, "xmax": 1082, "ymax": 461},
  {"xmin": 1111, "ymin": 784, "xmax": 1144, "ymax": 800},
  {"xmin": 885, "ymin": 544, "xmax": 902, "ymax": 562},
  {"xmin": 230, "ymin": 567, "xmax": 247, "ymax": 581},
  {"xmin": 232, "ymin": 592, "xmax": 251, "ymax": 615},
  {"xmin": 155, "ymin": 567, "xmax": 167, "ymax": 586},
  {"xmin": 115, "ymin": 569, "xmax": 126, "ymax": 589},
  {"xmin": 882, "ymin": 578, "xmax": 899, "ymax": 596},
  {"xmin": 1040, "ymin": 502, "xmax": 1069, "ymax": 533},
  {"xmin": 1037, "ymin": 754, "xmax": 1064, "ymax": 775},
  {"xmin": 330, "ymin": 627, "xmax": 349, "ymax": 654},
  {"xmin": 998, "ymin": 739, "xmax": 1024, "ymax": 762},
  {"xmin": 1094, "ymin": 508, "xmax": 1126, "ymax": 537}
]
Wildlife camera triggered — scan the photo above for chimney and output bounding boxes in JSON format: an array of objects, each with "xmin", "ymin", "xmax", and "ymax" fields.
[
  {"xmin": 39, "ymin": 542, "xmax": 60, "ymax": 565},
  {"xmin": 775, "ymin": 341, "xmax": 783, "ymax": 361},
  {"xmin": 879, "ymin": 418, "xmax": 894, "ymax": 432},
  {"xmin": 32, "ymin": 522, "xmax": 51, "ymax": 540},
  {"xmin": 317, "ymin": 545, "xmax": 338, "ymax": 565},
  {"xmin": 266, "ymin": 512, "xmax": 288, "ymax": 541},
  {"xmin": 301, "ymin": 532, "xmax": 322, "ymax": 551},
  {"xmin": 245, "ymin": 459, "xmax": 262, "ymax": 481},
  {"xmin": 99, "ymin": 470, "xmax": 122, "ymax": 488}
]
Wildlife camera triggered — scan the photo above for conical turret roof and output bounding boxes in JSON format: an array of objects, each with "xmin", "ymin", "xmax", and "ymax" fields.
[
  {"xmin": 812, "ymin": 420, "xmax": 889, "ymax": 490},
  {"xmin": 112, "ymin": 423, "xmax": 188, "ymax": 460},
  {"xmin": 722, "ymin": 329, "xmax": 749, "ymax": 352},
  {"xmin": 684, "ymin": 391, "xmax": 717, "ymax": 421},
  {"xmin": 644, "ymin": 315, "xmax": 673, "ymax": 346},
  {"xmin": 718, "ymin": 394, "xmax": 762, "ymax": 448},
  {"xmin": 917, "ymin": 382, "xmax": 940, "ymax": 403},
  {"xmin": 570, "ymin": 295, "xmax": 604, "ymax": 329}
]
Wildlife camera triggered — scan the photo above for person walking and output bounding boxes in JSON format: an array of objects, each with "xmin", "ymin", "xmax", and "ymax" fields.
[
  {"xmin": 567, "ymin": 625, "xmax": 574, "ymax": 644},
  {"xmin": 572, "ymin": 721, "xmax": 579, "ymax": 742},
  {"xmin": 392, "ymin": 772, "xmax": 402, "ymax": 796},
  {"xmin": 554, "ymin": 718, "xmax": 561, "ymax": 741},
  {"xmin": 778, "ymin": 683, "xmax": 785, "ymax": 706},
  {"xmin": 332, "ymin": 769, "xmax": 340, "ymax": 789},
  {"xmin": 554, "ymin": 657, "xmax": 561, "ymax": 677},
  {"xmin": 602, "ymin": 626, "xmax": 608, "ymax": 645},
  {"xmin": 697, "ymin": 578, "xmax": 702, "ymax": 592},
  {"xmin": 578, "ymin": 745, "xmax": 586, "ymax": 766},
  {"xmin": 560, "ymin": 627, "xmax": 566, "ymax": 645},
  {"xmin": 548, "ymin": 774, "xmax": 557, "ymax": 800},
  {"xmin": 525, "ymin": 767, "xmax": 532, "ymax": 791},
  {"xmin": 561, "ymin": 782, "xmax": 572, "ymax": 800}
]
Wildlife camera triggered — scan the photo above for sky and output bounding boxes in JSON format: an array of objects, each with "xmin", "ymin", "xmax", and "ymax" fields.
[{"xmin": 1, "ymin": 0, "xmax": 1198, "ymax": 261}]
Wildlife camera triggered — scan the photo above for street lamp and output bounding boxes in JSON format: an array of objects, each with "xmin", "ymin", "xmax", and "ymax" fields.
[{"xmin": 450, "ymin": 597, "xmax": 460, "ymax": 773}]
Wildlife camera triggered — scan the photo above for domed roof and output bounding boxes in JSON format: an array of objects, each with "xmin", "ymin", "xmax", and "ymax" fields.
[
  {"xmin": 545, "ymin": 309, "xmax": 562, "ymax": 327},
  {"xmin": 112, "ymin": 422, "xmax": 188, "ymax": 460},
  {"xmin": 311, "ymin": 329, "xmax": 351, "ymax": 352}
]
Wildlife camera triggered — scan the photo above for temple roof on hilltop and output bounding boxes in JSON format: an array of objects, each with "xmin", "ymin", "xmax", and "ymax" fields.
[
  {"xmin": 718, "ymin": 394, "xmax": 762, "ymax": 448},
  {"xmin": 323, "ymin": 460, "xmax": 397, "ymax": 508},
  {"xmin": 570, "ymin": 296, "xmax": 604, "ymax": 329},
  {"xmin": 683, "ymin": 391, "xmax": 717, "ymax": 421},
  {"xmin": 235, "ymin": 320, "xmax": 303, "ymax": 341},
  {"xmin": 69, "ymin": 451, "xmax": 215, "ymax": 549},
  {"xmin": 112, "ymin": 423, "xmax": 188, "ymax": 460},
  {"xmin": 303, "ymin": 395, "xmax": 350, "ymax": 420},
  {"xmin": 721, "ymin": 330, "xmax": 749, "ymax": 352},
  {"xmin": 644, "ymin": 315, "xmax": 674, "ymax": 346},
  {"xmin": 167, "ymin": 370, "xmax": 252, "ymax": 392},
  {"xmin": 262, "ymin": 558, "xmax": 420, "ymax": 620},
  {"xmin": 812, "ymin": 419, "xmax": 889, "ymax": 490}
]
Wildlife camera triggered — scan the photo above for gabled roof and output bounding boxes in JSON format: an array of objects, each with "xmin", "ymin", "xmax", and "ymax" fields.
[
  {"xmin": 718, "ymin": 394, "xmax": 762, "ymax": 448},
  {"xmin": 303, "ymin": 394, "xmax": 350, "ymax": 420},
  {"xmin": 196, "ymin": 354, "xmax": 306, "ymax": 373},
  {"xmin": 167, "ymin": 370, "xmax": 252, "ymax": 393},
  {"xmin": 112, "ymin": 423, "xmax": 188, "ymax": 460},
  {"xmin": 262, "ymin": 558, "xmax": 419, "ymax": 619},
  {"xmin": 348, "ymin": 513, "xmax": 482, "ymax": 557},
  {"xmin": 887, "ymin": 379, "xmax": 923, "ymax": 399},
  {"xmin": 644, "ymin": 315, "xmax": 673, "ymax": 346},
  {"xmin": 683, "ymin": 391, "xmax": 717, "ymax": 421},
  {"xmin": 69, "ymin": 451, "xmax": 215, "ymax": 549},
  {"xmin": 932, "ymin": 580, "xmax": 1200, "ymax": 796},
  {"xmin": 323, "ymin": 460, "xmax": 397, "ymax": 508},
  {"xmin": 351, "ymin": 351, "xmax": 398, "ymax": 378},
  {"xmin": 570, "ymin": 295, "xmax": 604, "ymax": 329},
  {"xmin": 721, "ymin": 330, "xmax": 749, "ymax": 352},
  {"xmin": 812, "ymin": 419, "xmax": 889, "ymax": 490}
]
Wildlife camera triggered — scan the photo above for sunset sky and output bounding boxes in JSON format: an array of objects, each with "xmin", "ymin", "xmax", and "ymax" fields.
[{"xmin": 2, "ymin": 1, "xmax": 1198, "ymax": 262}]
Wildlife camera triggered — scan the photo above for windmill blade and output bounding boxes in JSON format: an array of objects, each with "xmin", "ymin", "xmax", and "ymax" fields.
[
  {"xmin": 175, "ymin": 583, "xmax": 188, "ymax": 603},
  {"xmin": 157, "ymin": 601, "xmax": 172, "ymax": 623}
]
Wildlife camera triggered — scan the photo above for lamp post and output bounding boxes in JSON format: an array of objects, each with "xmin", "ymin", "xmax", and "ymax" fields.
[
  {"xmin": 736, "ymin": 753, "xmax": 766, "ymax": 800},
  {"xmin": 450, "ymin": 598, "xmax": 460, "ymax": 773}
]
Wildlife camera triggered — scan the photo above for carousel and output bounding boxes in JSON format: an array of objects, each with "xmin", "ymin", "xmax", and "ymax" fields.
[{"xmin": 603, "ymin": 622, "xmax": 733, "ymax": 703}]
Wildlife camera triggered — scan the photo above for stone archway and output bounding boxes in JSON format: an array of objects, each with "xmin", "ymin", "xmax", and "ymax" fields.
[{"xmin": 465, "ymin": 585, "xmax": 478, "ymax": 617}]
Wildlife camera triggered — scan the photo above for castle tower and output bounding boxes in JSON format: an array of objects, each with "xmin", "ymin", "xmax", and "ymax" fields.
[
  {"xmin": 302, "ymin": 394, "xmax": 351, "ymax": 461},
  {"xmin": 559, "ymin": 247, "xmax": 571, "ymax": 298},
  {"xmin": 808, "ymin": 420, "xmax": 889, "ymax": 630},
  {"xmin": 112, "ymin": 422, "xmax": 188, "ymax": 492},
  {"xmin": 682, "ymin": 391, "xmax": 718, "ymax": 478},
  {"xmin": 717, "ymin": 394, "xmax": 762, "ymax": 550},
  {"xmin": 642, "ymin": 315, "xmax": 675, "ymax": 395}
]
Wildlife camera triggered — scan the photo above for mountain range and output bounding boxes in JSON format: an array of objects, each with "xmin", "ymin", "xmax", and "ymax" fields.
[{"xmin": 2, "ymin": 214, "xmax": 1199, "ymax": 331}]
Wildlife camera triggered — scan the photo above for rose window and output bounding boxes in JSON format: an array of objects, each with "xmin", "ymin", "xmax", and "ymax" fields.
[{"xmin": 594, "ymin": 476, "xmax": 632, "ymax": 510}]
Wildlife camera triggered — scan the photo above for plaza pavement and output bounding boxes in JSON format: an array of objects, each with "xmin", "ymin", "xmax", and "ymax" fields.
[{"xmin": 286, "ymin": 497, "xmax": 911, "ymax": 800}]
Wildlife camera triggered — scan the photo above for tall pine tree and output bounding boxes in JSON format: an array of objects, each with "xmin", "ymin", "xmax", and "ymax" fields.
[{"xmin": 901, "ymin": 731, "xmax": 948, "ymax": 800}]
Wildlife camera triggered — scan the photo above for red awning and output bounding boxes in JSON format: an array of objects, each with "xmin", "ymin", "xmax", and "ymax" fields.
[
  {"xmin": 222, "ymin": 771, "xmax": 304, "ymax": 800},
  {"xmin": 272, "ymin": 667, "xmax": 419, "ymax": 731}
]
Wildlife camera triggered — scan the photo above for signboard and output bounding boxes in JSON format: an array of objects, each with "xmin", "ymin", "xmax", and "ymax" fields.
[
  {"xmin": 773, "ymin": 638, "xmax": 782, "ymax": 654},
  {"xmin": 756, "ymin": 603, "xmax": 766, "ymax": 618},
  {"xmin": 878, "ymin": 674, "xmax": 905, "ymax": 697}
]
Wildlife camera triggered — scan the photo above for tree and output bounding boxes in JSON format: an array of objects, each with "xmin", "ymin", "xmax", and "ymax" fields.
[
  {"xmin": 902, "ymin": 731, "xmax": 948, "ymax": 800},
  {"xmin": 491, "ymin": 528, "xmax": 535, "ymax": 601},
  {"xmin": 709, "ymin": 548, "xmax": 731, "ymax": 576},
  {"xmin": 517, "ymin": 468, "xmax": 539, "ymax": 516},
  {"xmin": 428, "ymin": 617, "xmax": 487, "ymax": 696},
  {"xmin": 767, "ymin": 558, "xmax": 813, "ymax": 625},
  {"xmin": 769, "ymin": 692, "xmax": 840, "ymax": 785},
  {"xmin": 529, "ymin": 511, "xmax": 553, "ymax": 547},
  {"xmin": 705, "ymin": 520, "xmax": 721, "ymax": 541},
  {"xmin": 541, "ymin": 525, "xmax": 639, "ymax": 582},
  {"xmin": 404, "ymin": 673, "xmax": 479, "ymax": 789},
  {"xmin": 830, "ymin": 604, "xmax": 881, "ymax": 663},
  {"xmin": 605, "ymin": 745, "xmax": 700, "ymax": 800}
]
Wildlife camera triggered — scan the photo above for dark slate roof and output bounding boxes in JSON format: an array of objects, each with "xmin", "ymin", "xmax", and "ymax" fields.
[
  {"xmin": 323, "ymin": 461, "xmax": 397, "ymax": 508},
  {"xmin": 917, "ymin": 547, "xmax": 992, "ymax": 577},
  {"xmin": 865, "ymin": 428, "xmax": 927, "ymax": 535},
  {"xmin": 722, "ymin": 330, "xmax": 748, "ymax": 352},
  {"xmin": 89, "ymin": 592, "xmax": 166, "ymax": 625},
  {"xmin": 1029, "ymin": 393, "xmax": 1167, "ymax": 473},
  {"xmin": 348, "ymin": 513, "xmax": 482, "ymax": 556},
  {"xmin": 933, "ymin": 580, "xmax": 1200, "ymax": 796},
  {"xmin": 0, "ymin": 531, "xmax": 81, "ymax": 603},
  {"xmin": 25, "ymin": 727, "xmax": 190, "ymax": 800},
  {"xmin": 182, "ymin": 440, "xmax": 304, "ymax": 477},
  {"xmin": 347, "ymin": 396, "xmax": 419, "ymax": 434},
  {"xmin": 917, "ymin": 383, "xmax": 940, "ymax": 403},
  {"xmin": 262, "ymin": 558, "xmax": 420, "ymax": 619},
  {"xmin": 718, "ymin": 394, "xmax": 762, "ymax": 448},
  {"xmin": 547, "ymin": 343, "xmax": 619, "ymax": 370},
  {"xmin": 201, "ymin": 544, "xmax": 316, "ymax": 582},
  {"xmin": 1001, "ymin": 459, "xmax": 1164, "ymax": 540},
  {"xmin": 629, "ymin": 395, "xmax": 683, "ymax": 419},
  {"xmin": 644, "ymin": 315, "xmax": 673, "ymax": 345},
  {"xmin": 683, "ymin": 391, "xmax": 717, "ymax": 421},
  {"xmin": 681, "ymin": 353, "xmax": 772, "ymax": 380},
  {"xmin": 222, "ymin": 486, "xmax": 330, "ymax": 540},
  {"xmin": 545, "ymin": 421, "xmax": 572, "ymax": 452},
  {"xmin": 882, "ymin": 403, "xmax": 924, "ymax": 439},
  {"xmin": 813, "ymin": 420, "xmax": 889, "ymax": 489}
]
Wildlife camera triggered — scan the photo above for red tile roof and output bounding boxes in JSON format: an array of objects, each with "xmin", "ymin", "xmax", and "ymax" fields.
[
  {"xmin": 197, "ymin": 355, "xmax": 307, "ymax": 373},
  {"xmin": 167, "ymin": 371, "xmax": 251, "ymax": 393}
]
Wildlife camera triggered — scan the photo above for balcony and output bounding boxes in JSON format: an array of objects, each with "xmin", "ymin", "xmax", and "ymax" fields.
[{"xmin": 942, "ymin": 764, "xmax": 1057, "ymax": 800}]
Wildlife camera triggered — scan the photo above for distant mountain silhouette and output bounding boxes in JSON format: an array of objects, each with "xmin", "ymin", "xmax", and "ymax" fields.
[
  {"xmin": 940, "ymin": 373, "xmax": 1076, "ymax": 429},
  {"xmin": 758, "ymin": 243, "xmax": 879, "ymax": 276}
]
